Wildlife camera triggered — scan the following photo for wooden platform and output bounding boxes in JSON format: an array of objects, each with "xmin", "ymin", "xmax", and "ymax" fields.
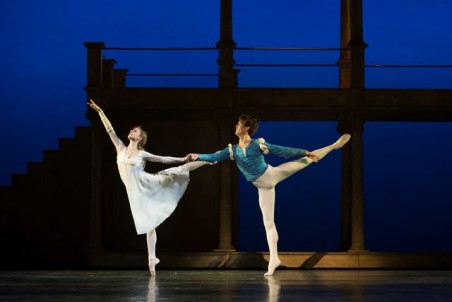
[
  {"xmin": 89, "ymin": 251, "xmax": 452, "ymax": 269},
  {"xmin": 2, "ymin": 269, "xmax": 452, "ymax": 301}
]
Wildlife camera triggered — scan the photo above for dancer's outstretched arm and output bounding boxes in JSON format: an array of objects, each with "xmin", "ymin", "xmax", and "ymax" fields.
[
  {"xmin": 187, "ymin": 147, "xmax": 231, "ymax": 164},
  {"xmin": 88, "ymin": 99, "xmax": 125, "ymax": 154},
  {"xmin": 142, "ymin": 151, "xmax": 186, "ymax": 164}
]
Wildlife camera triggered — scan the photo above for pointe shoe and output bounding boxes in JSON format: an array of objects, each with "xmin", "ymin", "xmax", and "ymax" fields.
[
  {"xmin": 148, "ymin": 258, "xmax": 160, "ymax": 276},
  {"xmin": 333, "ymin": 134, "xmax": 351, "ymax": 149},
  {"xmin": 264, "ymin": 259, "xmax": 281, "ymax": 276}
]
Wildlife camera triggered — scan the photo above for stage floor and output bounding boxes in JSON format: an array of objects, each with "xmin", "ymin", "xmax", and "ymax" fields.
[{"xmin": 1, "ymin": 269, "xmax": 452, "ymax": 301}]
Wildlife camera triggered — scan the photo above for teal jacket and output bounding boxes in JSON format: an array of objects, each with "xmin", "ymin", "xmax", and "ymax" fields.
[{"xmin": 197, "ymin": 138, "xmax": 307, "ymax": 182}]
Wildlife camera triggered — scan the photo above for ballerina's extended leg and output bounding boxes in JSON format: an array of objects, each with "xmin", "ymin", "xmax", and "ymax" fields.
[{"xmin": 182, "ymin": 161, "xmax": 211, "ymax": 172}]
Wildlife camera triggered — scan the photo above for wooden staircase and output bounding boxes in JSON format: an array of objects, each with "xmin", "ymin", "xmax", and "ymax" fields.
[{"xmin": 0, "ymin": 126, "xmax": 92, "ymax": 268}]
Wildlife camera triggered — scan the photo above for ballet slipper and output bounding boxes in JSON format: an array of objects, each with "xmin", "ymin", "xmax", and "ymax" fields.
[
  {"xmin": 333, "ymin": 134, "xmax": 351, "ymax": 149},
  {"xmin": 148, "ymin": 258, "xmax": 160, "ymax": 276},
  {"xmin": 264, "ymin": 259, "xmax": 281, "ymax": 276}
]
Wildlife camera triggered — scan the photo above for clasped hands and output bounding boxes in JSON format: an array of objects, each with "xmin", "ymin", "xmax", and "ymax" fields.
[
  {"xmin": 306, "ymin": 151, "xmax": 320, "ymax": 162},
  {"xmin": 184, "ymin": 153, "xmax": 198, "ymax": 162}
]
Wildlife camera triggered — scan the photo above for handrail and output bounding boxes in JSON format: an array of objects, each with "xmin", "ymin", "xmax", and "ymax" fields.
[
  {"xmin": 104, "ymin": 47, "xmax": 217, "ymax": 51},
  {"xmin": 127, "ymin": 73, "xmax": 218, "ymax": 77},
  {"xmin": 103, "ymin": 46, "xmax": 219, "ymax": 79},
  {"xmin": 104, "ymin": 46, "xmax": 345, "ymax": 51},
  {"xmin": 236, "ymin": 47, "xmax": 348, "ymax": 51},
  {"xmin": 95, "ymin": 44, "xmax": 452, "ymax": 85},
  {"xmin": 366, "ymin": 64, "xmax": 452, "ymax": 68},
  {"xmin": 235, "ymin": 64, "xmax": 452, "ymax": 68},
  {"xmin": 234, "ymin": 63, "xmax": 337, "ymax": 67}
]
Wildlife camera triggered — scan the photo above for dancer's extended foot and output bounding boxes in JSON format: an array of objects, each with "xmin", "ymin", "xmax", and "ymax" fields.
[
  {"xmin": 333, "ymin": 134, "xmax": 351, "ymax": 149},
  {"xmin": 148, "ymin": 258, "xmax": 160, "ymax": 276},
  {"xmin": 264, "ymin": 259, "xmax": 281, "ymax": 276}
]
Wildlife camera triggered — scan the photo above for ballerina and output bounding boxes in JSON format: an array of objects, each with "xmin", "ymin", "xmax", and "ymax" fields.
[
  {"xmin": 88, "ymin": 99, "xmax": 208, "ymax": 275},
  {"xmin": 187, "ymin": 114, "xmax": 350, "ymax": 276}
]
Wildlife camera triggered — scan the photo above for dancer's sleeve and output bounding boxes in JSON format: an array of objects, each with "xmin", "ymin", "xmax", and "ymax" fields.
[
  {"xmin": 259, "ymin": 138, "xmax": 307, "ymax": 158},
  {"xmin": 98, "ymin": 111, "xmax": 126, "ymax": 154},
  {"xmin": 142, "ymin": 151, "xmax": 186, "ymax": 164},
  {"xmin": 196, "ymin": 147, "xmax": 231, "ymax": 163}
]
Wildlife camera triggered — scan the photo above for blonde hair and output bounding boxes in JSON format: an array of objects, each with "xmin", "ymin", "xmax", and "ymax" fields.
[{"xmin": 135, "ymin": 126, "xmax": 147, "ymax": 150}]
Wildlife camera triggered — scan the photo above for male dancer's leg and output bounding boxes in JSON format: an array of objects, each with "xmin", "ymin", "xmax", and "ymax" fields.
[
  {"xmin": 256, "ymin": 185, "xmax": 281, "ymax": 276},
  {"xmin": 250, "ymin": 134, "xmax": 351, "ymax": 276},
  {"xmin": 271, "ymin": 134, "xmax": 351, "ymax": 184},
  {"xmin": 254, "ymin": 170, "xmax": 281, "ymax": 276}
]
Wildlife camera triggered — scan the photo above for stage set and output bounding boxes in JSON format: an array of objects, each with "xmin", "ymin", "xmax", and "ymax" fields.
[{"xmin": 1, "ymin": 0, "xmax": 452, "ymax": 301}]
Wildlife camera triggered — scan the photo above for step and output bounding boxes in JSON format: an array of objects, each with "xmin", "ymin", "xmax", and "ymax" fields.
[
  {"xmin": 59, "ymin": 138, "xmax": 76, "ymax": 151},
  {"xmin": 27, "ymin": 162, "xmax": 43, "ymax": 175},
  {"xmin": 42, "ymin": 150, "xmax": 60, "ymax": 163},
  {"xmin": 11, "ymin": 174, "xmax": 28, "ymax": 188}
]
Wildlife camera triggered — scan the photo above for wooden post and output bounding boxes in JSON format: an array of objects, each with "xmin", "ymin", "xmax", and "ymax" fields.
[
  {"xmin": 217, "ymin": 0, "xmax": 237, "ymax": 88},
  {"xmin": 349, "ymin": 0, "xmax": 366, "ymax": 89},
  {"xmin": 337, "ymin": 120, "xmax": 352, "ymax": 251},
  {"xmin": 84, "ymin": 42, "xmax": 105, "ymax": 89},
  {"xmin": 338, "ymin": 0, "xmax": 351, "ymax": 88},
  {"xmin": 349, "ymin": 115, "xmax": 367, "ymax": 252}
]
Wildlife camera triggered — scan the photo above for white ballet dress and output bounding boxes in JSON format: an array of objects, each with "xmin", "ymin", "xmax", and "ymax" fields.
[{"xmin": 98, "ymin": 111, "xmax": 190, "ymax": 235}]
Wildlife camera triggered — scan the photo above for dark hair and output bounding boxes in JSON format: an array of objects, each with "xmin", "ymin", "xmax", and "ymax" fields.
[{"xmin": 238, "ymin": 114, "xmax": 259, "ymax": 136}]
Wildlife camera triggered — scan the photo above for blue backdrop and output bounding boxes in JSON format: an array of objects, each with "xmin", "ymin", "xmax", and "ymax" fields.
[{"xmin": 1, "ymin": 0, "xmax": 451, "ymax": 252}]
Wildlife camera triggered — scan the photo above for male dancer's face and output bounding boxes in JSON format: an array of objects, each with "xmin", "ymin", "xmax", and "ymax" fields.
[{"xmin": 235, "ymin": 120, "xmax": 249, "ymax": 136}]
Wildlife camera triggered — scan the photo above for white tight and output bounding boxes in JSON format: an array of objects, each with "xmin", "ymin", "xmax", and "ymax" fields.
[
  {"xmin": 182, "ymin": 160, "xmax": 211, "ymax": 172},
  {"xmin": 146, "ymin": 229, "xmax": 159, "ymax": 276},
  {"xmin": 252, "ymin": 139, "xmax": 345, "ymax": 274},
  {"xmin": 146, "ymin": 160, "xmax": 209, "ymax": 275},
  {"xmin": 147, "ymin": 229, "xmax": 157, "ymax": 260}
]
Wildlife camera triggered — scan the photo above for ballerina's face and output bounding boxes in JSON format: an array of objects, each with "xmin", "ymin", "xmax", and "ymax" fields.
[{"xmin": 128, "ymin": 127, "xmax": 143, "ymax": 142}]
